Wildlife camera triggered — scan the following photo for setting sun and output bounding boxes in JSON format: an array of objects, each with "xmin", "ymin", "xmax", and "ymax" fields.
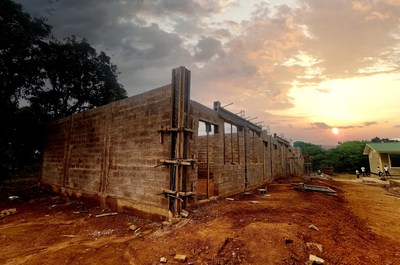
[{"xmin": 332, "ymin": 127, "xmax": 339, "ymax": 135}]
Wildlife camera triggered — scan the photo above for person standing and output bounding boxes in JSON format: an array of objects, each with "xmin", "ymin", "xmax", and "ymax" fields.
[
  {"xmin": 377, "ymin": 166, "xmax": 382, "ymax": 177},
  {"xmin": 384, "ymin": 165, "xmax": 391, "ymax": 177},
  {"xmin": 356, "ymin": 169, "xmax": 360, "ymax": 178},
  {"xmin": 361, "ymin": 166, "xmax": 366, "ymax": 177}
]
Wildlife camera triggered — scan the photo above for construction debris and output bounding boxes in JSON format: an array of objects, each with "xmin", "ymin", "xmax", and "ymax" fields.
[
  {"xmin": 73, "ymin": 210, "xmax": 89, "ymax": 214},
  {"xmin": 306, "ymin": 242, "xmax": 323, "ymax": 252},
  {"xmin": 258, "ymin": 188, "xmax": 268, "ymax": 195},
  {"xmin": 180, "ymin": 209, "xmax": 189, "ymax": 218},
  {"xmin": 95, "ymin": 212, "xmax": 118, "ymax": 218},
  {"xmin": 173, "ymin": 254, "xmax": 187, "ymax": 262},
  {"xmin": 309, "ymin": 224, "xmax": 320, "ymax": 231},
  {"xmin": 303, "ymin": 173, "xmax": 331, "ymax": 181},
  {"xmin": 362, "ymin": 178, "xmax": 389, "ymax": 187},
  {"xmin": 0, "ymin": 208, "xmax": 17, "ymax": 219},
  {"xmin": 309, "ymin": 254, "xmax": 324, "ymax": 264},
  {"xmin": 61, "ymin": 235, "xmax": 77, "ymax": 238},
  {"xmin": 129, "ymin": 224, "xmax": 140, "ymax": 232},
  {"xmin": 89, "ymin": 229, "xmax": 114, "ymax": 237},
  {"xmin": 292, "ymin": 183, "xmax": 336, "ymax": 195}
]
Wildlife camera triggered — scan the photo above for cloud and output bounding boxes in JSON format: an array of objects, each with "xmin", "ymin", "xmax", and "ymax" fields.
[
  {"xmin": 18, "ymin": 0, "xmax": 400, "ymax": 107},
  {"xmin": 296, "ymin": 0, "xmax": 400, "ymax": 79},
  {"xmin": 13, "ymin": 0, "xmax": 400, "ymax": 145},
  {"xmin": 194, "ymin": 36, "xmax": 225, "ymax": 61},
  {"xmin": 308, "ymin": 121, "xmax": 379, "ymax": 131},
  {"xmin": 315, "ymin": 87, "xmax": 330, "ymax": 93},
  {"xmin": 364, "ymin": 121, "xmax": 378, "ymax": 127},
  {"xmin": 310, "ymin": 122, "xmax": 330, "ymax": 129}
]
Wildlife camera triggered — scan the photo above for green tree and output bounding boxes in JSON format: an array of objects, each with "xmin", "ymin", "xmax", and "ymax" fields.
[
  {"xmin": 29, "ymin": 36, "xmax": 126, "ymax": 120},
  {"xmin": 303, "ymin": 142, "xmax": 324, "ymax": 156},
  {"xmin": 371, "ymin": 137, "xmax": 381, "ymax": 143},
  {"xmin": 293, "ymin": 141, "xmax": 324, "ymax": 156},
  {"xmin": 307, "ymin": 141, "xmax": 369, "ymax": 173}
]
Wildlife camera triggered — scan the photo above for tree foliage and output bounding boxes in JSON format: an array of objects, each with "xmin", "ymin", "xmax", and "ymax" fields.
[
  {"xmin": 303, "ymin": 141, "xmax": 370, "ymax": 173},
  {"xmin": 0, "ymin": 0, "xmax": 127, "ymax": 176},
  {"xmin": 29, "ymin": 36, "xmax": 126, "ymax": 120},
  {"xmin": 0, "ymin": 0, "xmax": 51, "ymax": 174},
  {"xmin": 370, "ymin": 136, "xmax": 398, "ymax": 143},
  {"xmin": 293, "ymin": 141, "xmax": 324, "ymax": 156},
  {"xmin": 0, "ymin": 0, "xmax": 51, "ymax": 109}
]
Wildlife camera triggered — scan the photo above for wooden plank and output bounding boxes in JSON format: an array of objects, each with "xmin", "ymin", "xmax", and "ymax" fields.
[{"xmin": 95, "ymin": 212, "xmax": 118, "ymax": 218}]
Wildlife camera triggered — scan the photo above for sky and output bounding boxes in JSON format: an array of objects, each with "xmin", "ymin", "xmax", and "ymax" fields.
[{"xmin": 14, "ymin": 0, "xmax": 400, "ymax": 146}]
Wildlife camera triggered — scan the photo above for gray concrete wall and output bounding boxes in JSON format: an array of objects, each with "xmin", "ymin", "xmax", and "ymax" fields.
[{"xmin": 42, "ymin": 85, "xmax": 173, "ymax": 217}]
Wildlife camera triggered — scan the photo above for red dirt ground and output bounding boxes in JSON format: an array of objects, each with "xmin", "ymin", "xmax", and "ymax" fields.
[{"xmin": 1, "ymin": 175, "xmax": 400, "ymax": 265}]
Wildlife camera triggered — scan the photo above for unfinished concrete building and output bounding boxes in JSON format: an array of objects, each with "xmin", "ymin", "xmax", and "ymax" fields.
[{"xmin": 41, "ymin": 67, "xmax": 304, "ymax": 218}]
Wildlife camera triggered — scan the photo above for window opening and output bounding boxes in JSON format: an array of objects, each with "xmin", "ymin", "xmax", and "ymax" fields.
[
  {"xmin": 390, "ymin": 154, "xmax": 400, "ymax": 167},
  {"xmin": 224, "ymin": 122, "xmax": 239, "ymax": 164}
]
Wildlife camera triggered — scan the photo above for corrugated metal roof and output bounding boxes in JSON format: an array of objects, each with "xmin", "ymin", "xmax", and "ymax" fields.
[{"xmin": 363, "ymin": 142, "xmax": 400, "ymax": 154}]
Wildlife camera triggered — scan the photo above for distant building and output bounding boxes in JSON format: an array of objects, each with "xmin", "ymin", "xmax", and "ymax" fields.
[{"xmin": 363, "ymin": 143, "xmax": 400, "ymax": 176}]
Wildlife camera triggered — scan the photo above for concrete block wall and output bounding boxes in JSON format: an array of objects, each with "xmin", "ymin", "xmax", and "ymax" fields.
[
  {"xmin": 106, "ymin": 86, "xmax": 172, "ymax": 211},
  {"xmin": 66, "ymin": 108, "xmax": 105, "ymax": 193},
  {"xmin": 190, "ymin": 101, "xmax": 303, "ymax": 199},
  {"xmin": 41, "ymin": 75, "xmax": 304, "ymax": 217},
  {"xmin": 41, "ymin": 85, "xmax": 173, "ymax": 217},
  {"xmin": 42, "ymin": 118, "xmax": 71, "ymax": 186}
]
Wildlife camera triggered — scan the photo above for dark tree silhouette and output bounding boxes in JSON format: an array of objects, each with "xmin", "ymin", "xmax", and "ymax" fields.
[
  {"xmin": 0, "ymin": 0, "xmax": 127, "ymax": 176},
  {"xmin": 0, "ymin": 0, "xmax": 51, "ymax": 175},
  {"xmin": 29, "ymin": 36, "xmax": 126, "ymax": 120}
]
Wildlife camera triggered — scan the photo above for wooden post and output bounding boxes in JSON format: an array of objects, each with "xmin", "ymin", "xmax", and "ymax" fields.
[
  {"xmin": 206, "ymin": 124, "xmax": 210, "ymax": 199},
  {"xmin": 170, "ymin": 66, "xmax": 191, "ymax": 214}
]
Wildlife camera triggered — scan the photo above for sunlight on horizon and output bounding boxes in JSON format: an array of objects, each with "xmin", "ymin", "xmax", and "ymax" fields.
[{"xmin": 286, "ymin": 73, "xmax": 400, "ymax": 126}]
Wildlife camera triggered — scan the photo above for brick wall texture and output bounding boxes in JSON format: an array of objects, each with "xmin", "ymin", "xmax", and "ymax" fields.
[{"xmin": 41, "ymin": 83, "xmax": 304, "ymax": 217}]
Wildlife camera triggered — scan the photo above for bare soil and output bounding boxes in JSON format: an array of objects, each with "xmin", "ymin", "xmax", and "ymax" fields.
[{"xmin": 1, "ymin": 174, "xmax": 400, "ymax": 265}]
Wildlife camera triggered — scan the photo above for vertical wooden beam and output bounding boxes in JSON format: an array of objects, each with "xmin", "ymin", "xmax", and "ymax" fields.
[
  {"xmin": 244, "ymin": 126, "xmax": 248, "ymax": 188},
  {"xmin": 206, "ymin": 124, "xmax": 210, "ymax": 199},
  {"xmin": 170, "ymin": 66, "xmax": 191, "ymax": 214},
  {"xmin": 230, "ymin": 124, "xmax": 233, "ymax": 163},
  {"xmin": 61, "ymin": 116, "xmax": 73, "ymax": 188},
  {"xmin": 100, "ymin": 106, "xmax": 112, "ymax": 194}
]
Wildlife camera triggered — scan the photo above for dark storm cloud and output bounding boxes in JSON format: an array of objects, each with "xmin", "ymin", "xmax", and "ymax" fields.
[
  {"xmin": 14, "ymin": 0, "xmax": 203, "ymax": 92},
  {"xmin": 142, "ymin": 0, "xmax": 228, "ymax": 17},
  {"xmin": 13, "ymin": 0, "xmax": 400, "ymax": 119},
  {"xmin": 194, "ymin": 36, "xmax": 225, "ymax": 61}
]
